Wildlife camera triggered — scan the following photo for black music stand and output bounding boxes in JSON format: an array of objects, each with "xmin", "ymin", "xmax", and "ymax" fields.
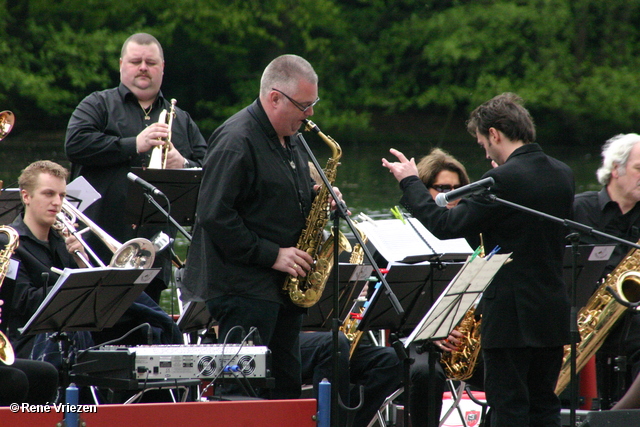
[
  {"xmin": 125, "ymin": 167, "xmax": 202, "ymax": 228},
  {"xmin": 404, "ymin": 252, "xmax": 511, "ymax": 427},
  {"xmin": 22, "ymin": 267, "xmax": 160, "ymax": 335},
  {"xmin": 303, "ymin": 263, "xmax": 373, "ymax": 331},
  {"xmin": 21, "ymin": 267, "xmax": 160, "ymax": 393},
  {"xmin": 360, "ymin": 261, "xmax": 464, "ymax": 333},
  {"xmin": 561, "ymin": 244, "xmax": 614, "ymax": 309},
  {"xmin": 176, "ymin": 301, "xmax": 216, "ymax": 334},
  {"xmin": 0, "ymin": 188, "xmax": 20, "ymax": 225}
]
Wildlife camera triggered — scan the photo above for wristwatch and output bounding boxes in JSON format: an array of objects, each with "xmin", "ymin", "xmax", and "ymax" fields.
[{"xmin": 183, "ymin": 158, "xmax": 189, "ymax": 168}]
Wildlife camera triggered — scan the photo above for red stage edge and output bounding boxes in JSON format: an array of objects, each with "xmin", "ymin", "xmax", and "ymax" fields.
[{"xmin": 0, "ymin": 398, "xmax": 317, "ymax": 427}]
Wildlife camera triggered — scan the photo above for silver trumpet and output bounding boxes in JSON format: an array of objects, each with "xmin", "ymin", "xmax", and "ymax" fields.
[{"xmin": 54, "ymin": 200, "xmax": 156, "ymax": 268}]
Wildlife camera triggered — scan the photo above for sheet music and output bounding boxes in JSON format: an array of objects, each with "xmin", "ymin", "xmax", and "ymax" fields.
[
  {"xmin": 404, "ymin": 253, "xmax": 511, "ymax": 346},
  {"xmin": 355, "ymin": 218, "xmax": 473, "ymax": 263}
]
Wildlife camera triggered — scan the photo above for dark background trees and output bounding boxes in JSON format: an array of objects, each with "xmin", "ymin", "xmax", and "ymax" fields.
[{"xmin": 3, "ymin": 0, "xmax": 640, "ymax": 145}]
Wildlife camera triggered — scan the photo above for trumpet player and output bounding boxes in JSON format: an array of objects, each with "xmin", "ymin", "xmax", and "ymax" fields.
[{"xmin": 65, "ymin": 32, "xmax": 207, "ymax": 303}]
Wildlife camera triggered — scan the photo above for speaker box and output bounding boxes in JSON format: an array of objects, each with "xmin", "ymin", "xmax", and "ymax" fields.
[{"xmin": 580, "ymin": 410, "xmax": 640, "ymax": 426}]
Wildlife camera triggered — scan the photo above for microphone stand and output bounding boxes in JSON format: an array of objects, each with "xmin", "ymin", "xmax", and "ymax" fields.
[
  {"xmin": 141, "ymin": 191, "xmax": 192, "ymax": 242},
  {"xmin": 297, "ymin": 132, "xmax": 404, "ymax": 427},
  {"xmin": 481, "ymin": 191, "xmax": 640, "ymax": 427}
]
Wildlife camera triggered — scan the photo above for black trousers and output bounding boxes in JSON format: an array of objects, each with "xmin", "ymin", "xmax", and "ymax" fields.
[
  {"xmin": 299, "ymin": 331, "xmax": 402, "ymax": 427},
  {"xmin": 483, "ymin": 346, "xmax": 563, "ymax": 427},
  {"xmin": 207, "ymin": 296, "xmax": 303, "ymax": 399},
  {"xmin": 0, "ymin": 358, "xmax": 58, "ymax": 405}
]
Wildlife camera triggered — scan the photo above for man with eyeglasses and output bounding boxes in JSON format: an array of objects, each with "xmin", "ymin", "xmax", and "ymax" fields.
[{"xmin": 181, "ymin": 54, "xmax": 345, "ymax": 401}]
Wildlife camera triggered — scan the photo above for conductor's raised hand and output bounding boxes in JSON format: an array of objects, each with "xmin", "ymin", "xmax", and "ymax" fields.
[{"xmin": 382, "ymin": 148, "xmax": 419, "ymax": 182}]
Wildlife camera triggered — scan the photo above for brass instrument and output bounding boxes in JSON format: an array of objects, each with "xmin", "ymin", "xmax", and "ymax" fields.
[
  {"xmin": 341, "ymin": 296, "xmax": 368, "ymax": 358},
  {"xmin": 148, "ymin": 99, "xmax": 176, "ymax": 169},
  {"xmin": 555, "ymin": 244, "xmax": 640, "ymax": 395},
  {"xmin": 54, "ymin": 200, "xmax": 156, "ymax": 268},
  {"xmin": 340, "ymin": 227, "xmax": 369, "ymax": 357},
  {"xmin": 283, "ymin": 119, "xmax": 351, "ymax": 308},
  {"xmin": 0, "ymin": 226, "xmax": 19, "ymax": 365},
  {"xmin": 440, "ymin": 306, "xmax": 482, "ymax": 381},
  {"xmin": 0, "ymin": 111, "xmax": 14, "ymax": 141},
  {"xmin": 440, "ymin": 234, "xmax": 485, "ymax": 381}
]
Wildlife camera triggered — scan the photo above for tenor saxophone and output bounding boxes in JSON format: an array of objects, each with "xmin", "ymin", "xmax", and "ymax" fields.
[
  {"xmin": 0, "ymin": 225, "xmax": 19, "ymax": 365},
  {"xmin": 282, "ymin": 119, "xmax": 351, "ymax": 308},
  {"xmin": 555, "ymin": 242, "xmax": 640, "ymax": 395}
]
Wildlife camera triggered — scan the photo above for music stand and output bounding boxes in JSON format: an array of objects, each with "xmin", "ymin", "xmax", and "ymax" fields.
[
  {"xmin": 303, "ymin": 263, "xmax": 373, "ymax": 331},
  {"xmin": 404, "ymin": 252, "xmax": 511, "ymax": 427},
  {"xmin": 21, "ymin": 267, "xmax": 159, "ymax": 392},
  {"xmin": 176, "ymin": 301, "xmax": 217, "ymax": 334},
  {"xmin": 0, "ymin": 188, "xmax": 21, "ymax": 225},
  {"xmin": 22, "ymin": 267, "xmax": 160, "ymax": 335},
  {"xmin": 125, "ymin": 167, "xmax": 202, "ymax": 227},
  {"xmin": 562, "ymin": 244, "xmax": 614, "ymax": 309},
  {"xmin": 359, "ymin": 261, "xmax": 464, "ymax": 333}
]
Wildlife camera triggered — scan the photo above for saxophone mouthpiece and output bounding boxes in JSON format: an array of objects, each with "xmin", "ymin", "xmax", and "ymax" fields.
[{"xmin": 304, "ymin": 119, "xmax": 320, "ymax": 133}]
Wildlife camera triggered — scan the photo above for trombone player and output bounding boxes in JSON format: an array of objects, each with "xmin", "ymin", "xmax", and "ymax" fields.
[
  {"xmin": 65, "ymin": 32, "xmax": 207, "ymax": 303},
  {"xmin": 1, "ymin": 160, "xmax": 91, "ymax": 360}
]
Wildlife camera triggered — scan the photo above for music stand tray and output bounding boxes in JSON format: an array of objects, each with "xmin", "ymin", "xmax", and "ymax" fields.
[
  {"xmin": 125, "ymin": 167, "xmax": 202, "ymax": 227},
  {"xmin": 360, "ymin": 261, "xmax": 465, "ymax": 333},
  {"xmin": 21, "ymin": 267, "xmax": 160, "ymax": 335},
  {"xmin": 176, "ymin": 301, "xmax": 217, "ymax": 334},
  {"xmin": 0, "ymin": 188, "xmax": 21, "ymax": 225},
  {"xmin": 302, "ymin": 263, "xmax": 373, "ymax": 330},
  {"xmin": 562, "ymin": 244, "xmax": 615, "ymax": 308},
  {"xmin": 404, "ymin": 253, "xmax": 511, "ymax": 346}
]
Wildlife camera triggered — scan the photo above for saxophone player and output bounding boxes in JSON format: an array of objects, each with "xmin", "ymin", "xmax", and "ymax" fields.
[
  {"xmin": 574, "ymin": 133, "xmax": 640, "ymax": 409},
  {"xmin": 180, "ymin": 54, "xmax": 346, "ymax": 401}
]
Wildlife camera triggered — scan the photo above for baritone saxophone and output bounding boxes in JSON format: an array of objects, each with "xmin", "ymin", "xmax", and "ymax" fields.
[
  {"xmin": 282, "ymin": 119, "xmax": 351, "ymax": 308},
  {"xmin": 555, "ymin": 241, "xmax": 640, "ymax": 395}
]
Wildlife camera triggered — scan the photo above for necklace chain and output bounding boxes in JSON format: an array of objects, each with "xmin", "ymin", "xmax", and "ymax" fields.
[{"xmin": 141, "ymin": 104, "xmax": 153, "ymax": 120}]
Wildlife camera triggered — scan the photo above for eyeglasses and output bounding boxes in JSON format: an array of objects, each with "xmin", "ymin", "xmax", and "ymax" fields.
[
  {"xmin": 430, "ymin": 184, "xmax": 461, "ymax": 193},
  {"xmin": 272, "ymin": 88, "xmax": 320, "ymax": 113}
]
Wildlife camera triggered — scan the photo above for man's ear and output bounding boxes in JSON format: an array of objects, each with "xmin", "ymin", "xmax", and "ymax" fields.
[
  {"xmin": 21, "ymin": 189, "xmax": 30, "ymax": 206},
  {"xmin": 488, "ymin": 127, "xmax": 500, "ymax": 144},
  {"xmin": 611, "ymin": 163, "xmax": 620, "ymax": 179}
]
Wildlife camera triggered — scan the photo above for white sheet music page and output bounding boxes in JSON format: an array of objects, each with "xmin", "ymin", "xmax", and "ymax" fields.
[
  {"xmin": 404, "ymin": 252, "xmax": 512, "ymax": 346},
  {"xmin": 355, "ymin": 218, "xmax": 473, "ymax": 263}
]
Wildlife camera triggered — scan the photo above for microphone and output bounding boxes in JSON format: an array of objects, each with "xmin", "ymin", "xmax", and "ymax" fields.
[
  {"xmin": 127, "ymin": 172, "xmax": 165, "ymax": 197},
  {"xmin": 435, "ymin": 177, "xmax": 494, "ymax": 207}
]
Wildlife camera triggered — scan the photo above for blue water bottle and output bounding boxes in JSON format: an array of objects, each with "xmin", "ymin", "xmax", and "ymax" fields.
[
  {"xmin": 317, "ymin": 378, "xmax": 331, "ymax": 427},
  {"xmin": 65, "ymin": 382, "xmax": 79, "ymax": 427}
]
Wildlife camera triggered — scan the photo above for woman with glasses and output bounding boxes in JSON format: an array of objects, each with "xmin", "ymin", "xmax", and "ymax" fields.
[{"xmin": 416, "ymin": 148, "xmax": 470, "ymax": 209}]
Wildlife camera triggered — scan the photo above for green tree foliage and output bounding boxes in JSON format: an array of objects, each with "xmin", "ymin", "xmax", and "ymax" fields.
[{"xmin": 2, "ymin": 0, "xmax": 640, "ymax": 143}]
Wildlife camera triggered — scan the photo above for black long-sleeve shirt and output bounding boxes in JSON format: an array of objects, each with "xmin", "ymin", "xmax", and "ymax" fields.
[
  {"xmin": 180, "ymin": 99, "xmax": 315, "ymax": 305},
  {"xmin": 64, "ymin": 83, "xmax": 207, "ymax": 245}
]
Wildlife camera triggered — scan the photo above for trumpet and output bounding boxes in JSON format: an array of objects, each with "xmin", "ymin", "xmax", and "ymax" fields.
[
  {"xmin": 54, "ymin": 200, "xmax": 156, "ymax": 268},
  {"xmin": 148, "ymin": 99, "xmax": 176, "ymax": 169}
]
